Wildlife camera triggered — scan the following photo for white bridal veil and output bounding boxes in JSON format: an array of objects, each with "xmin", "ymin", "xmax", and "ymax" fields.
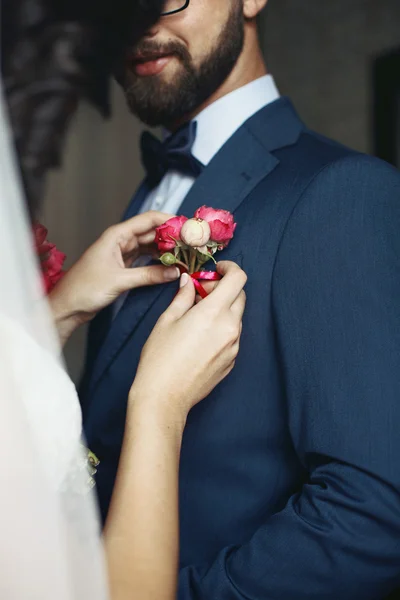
[{"xmin": 0, "ymin": 86, "xmax": 109, "ymax": 599}]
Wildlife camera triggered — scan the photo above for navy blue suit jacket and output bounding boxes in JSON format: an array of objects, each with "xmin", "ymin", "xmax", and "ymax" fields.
[{"xmin": 80, "ymin": 97, "xmax": 400, "ymax": 599}]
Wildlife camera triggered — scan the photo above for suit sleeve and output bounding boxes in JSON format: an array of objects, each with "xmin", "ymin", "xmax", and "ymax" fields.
[{"xmin": 177, "ymin": 154, "xmax": 400, "ymax": 599}]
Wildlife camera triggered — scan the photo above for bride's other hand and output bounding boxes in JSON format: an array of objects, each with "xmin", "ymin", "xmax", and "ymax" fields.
[
  {"xmin": 49, "ymin": 211, "xmax": 178, "ymax": 345},
  {"xmin": 106, "ymin": 261, "xmax": 246, "ymax": 600},
  {"xmin": 130, "ymin": 261, "xmax": 247, "ymax": 425}
]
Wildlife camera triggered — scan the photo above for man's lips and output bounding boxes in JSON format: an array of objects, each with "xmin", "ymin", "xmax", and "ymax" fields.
[{"xmin": 130, "ymin": 54, "xmax": 174, "ymax": 77}]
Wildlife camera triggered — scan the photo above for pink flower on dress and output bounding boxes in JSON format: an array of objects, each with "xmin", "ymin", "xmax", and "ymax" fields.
[{"xmin": 33, "ymin": 222, "xmax": 66, "ymax": 294}]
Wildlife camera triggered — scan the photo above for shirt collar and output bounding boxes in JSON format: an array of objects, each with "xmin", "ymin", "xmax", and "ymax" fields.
[{"xmin": 191, "ymin": 74, "xmax": 280, "ymax": 166}]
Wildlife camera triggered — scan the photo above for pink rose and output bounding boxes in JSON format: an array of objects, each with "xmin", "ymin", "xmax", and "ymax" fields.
[
  {"xmin": 180, "ymin": 218, "xmax": 211, "ymax": 248},
  {"xmin": 155, "ymin": 216, "xmax": 188, "ymax": 252},
  {"xmin": 194, "ymin": 206, "xmax": 236, "ymax": 246}
]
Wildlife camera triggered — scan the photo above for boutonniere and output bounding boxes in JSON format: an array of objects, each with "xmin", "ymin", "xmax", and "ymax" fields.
[
  {"xmin": 33, "ymin": 222, "xmax": 66, "ymax": 294},
  {"xmin": 155, "ymin": 206, "xmax": 236, "ymax": 298}
]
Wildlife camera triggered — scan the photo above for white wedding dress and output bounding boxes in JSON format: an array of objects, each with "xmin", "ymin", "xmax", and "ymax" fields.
[{"xmin": 0, "ymin": 88, "xmax": 109, "ymax": 599}]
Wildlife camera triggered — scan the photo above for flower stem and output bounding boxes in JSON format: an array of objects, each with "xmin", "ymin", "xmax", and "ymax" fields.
[
  {"xmin": 175, "ymin": 259, "xmax": 189, "ymax": 271},
  {"xmin": 181, "ymin": 248, "xmax": 190, "ymax": 269},
  {"xmin": 189, "ymin": 251, "xmax": 197, "ymax": 275}
]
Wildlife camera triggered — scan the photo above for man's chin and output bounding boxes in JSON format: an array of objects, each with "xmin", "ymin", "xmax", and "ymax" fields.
[{"xmin": 127, "ymin": 99, "xmax": 186, "ymax": 128}]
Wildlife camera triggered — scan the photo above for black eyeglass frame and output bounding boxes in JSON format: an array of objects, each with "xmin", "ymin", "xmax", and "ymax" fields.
[{"xmin": 161, "ymin": 0, "xmax": 190, "ymax": 17}]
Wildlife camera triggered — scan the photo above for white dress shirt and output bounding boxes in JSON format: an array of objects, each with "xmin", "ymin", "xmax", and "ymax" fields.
[
  {"xmin": 140, "ymin": 74, "xmax": 280, "ymax": 216},
  {"xmin": 114, "ymin": 75, "xmax": 279, "ymax": 317}
]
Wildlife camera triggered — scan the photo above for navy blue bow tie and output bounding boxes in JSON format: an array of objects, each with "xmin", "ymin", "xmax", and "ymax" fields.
[{"xmin": 140, "ymin": 121, "xmax": 204, "ymax": 187}]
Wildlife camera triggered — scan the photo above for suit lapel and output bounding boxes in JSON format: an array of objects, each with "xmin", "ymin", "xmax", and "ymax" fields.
[
  {"xmin": 89, "ymin": 98, "xmax": 304, "ymax": 392},
  {"xmin": 179, "ymin": 97, "xmax": 304, "ymax": 217},
  {"xmin": 123, "ymin": 178, "xmax": 151, "ymax": 219}
]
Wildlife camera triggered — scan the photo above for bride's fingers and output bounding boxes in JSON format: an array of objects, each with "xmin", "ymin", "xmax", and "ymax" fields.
[
  {"xmin": 230, "ymin": 290, "xmax": 246, "ymax": 320},
  {"xmin": 122, "ymin": 244, "xmax": 160, "ymax": 267},
  {"xmin": 195, "ymin": 280, "xmax": 218, "ymax": 304},
  {"xmin": 162, "ymin": 274, "xmax": 196, "ymax": 321},
  {"xmin": 198, "ymin": 279, "xmax": 220, "ymax": 296},
  {"xmin": 136, "ymin": 233, "xmax": 155, "ymax": 246},
  {"xmin": 114, "ymin": 211, "xmax": 174, "ymax": 253},
  {"xmin": 123, "ymin": 211, "xmax": 173, "ymax": 235},
  {"xmin": 120, "ymin": 264, "xmax": 180, "ymax": 290},
  {"xmin": 136, "ymin": 231, "xmax": 160, "ymax": 246},
  {"xmin": 204, "ymin": 262, "xmax": 247, "ymax": 308},
  {"xmin": 195, "ymin": 273, "xmax": 245, "ymax": 307}
]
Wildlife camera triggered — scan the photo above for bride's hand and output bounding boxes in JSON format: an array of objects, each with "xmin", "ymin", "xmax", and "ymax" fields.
[
  {"xmin": 129, "ymin": 261, "xmax": 247, "ymax": 425},
  {"xmin": 106, "ymin": 261, "xmax": 245, "ymax": 600},
  {"xmin": 49, "ymin": 211, "xmax": 178, "ymax": 345}
]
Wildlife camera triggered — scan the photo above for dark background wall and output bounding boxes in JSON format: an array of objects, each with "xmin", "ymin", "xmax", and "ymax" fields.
[{"xmin": 260, "ymin": 0, "xmax": 400, "ymax": 153}]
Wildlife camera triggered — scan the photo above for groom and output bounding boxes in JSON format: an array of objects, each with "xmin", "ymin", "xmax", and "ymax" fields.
[{"xmin": 80, "ymin": 0, "xmax": 400, "ymax": 597}]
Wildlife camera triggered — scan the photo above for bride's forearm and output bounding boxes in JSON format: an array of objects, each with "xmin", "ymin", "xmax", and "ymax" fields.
[
  {"xmin": 48, "ymin": 287, "xmax": 88, "ymax": 347},
  {"xmin": 104, "ymin": 386, "xmax": 186, "ymax": 600}
]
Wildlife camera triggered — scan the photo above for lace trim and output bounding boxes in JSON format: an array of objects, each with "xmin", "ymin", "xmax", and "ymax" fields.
[{"xmin": 82, "ymin": 447, "xmax": 100, "ymax": 490}]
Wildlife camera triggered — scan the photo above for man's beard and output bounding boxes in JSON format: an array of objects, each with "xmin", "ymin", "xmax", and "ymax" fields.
[{"xmin": 120, "ymin": 4, "xmax": 244, "ymax": 128}]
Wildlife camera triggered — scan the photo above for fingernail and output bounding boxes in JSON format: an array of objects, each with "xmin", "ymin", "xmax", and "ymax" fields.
[
  {"xmin": 180, "ymin": 273, "xmax": 189, "ymax": 287},
  {"xmin": 164, "ymin": 267, "xmax": 180, "ymax": 281}
]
